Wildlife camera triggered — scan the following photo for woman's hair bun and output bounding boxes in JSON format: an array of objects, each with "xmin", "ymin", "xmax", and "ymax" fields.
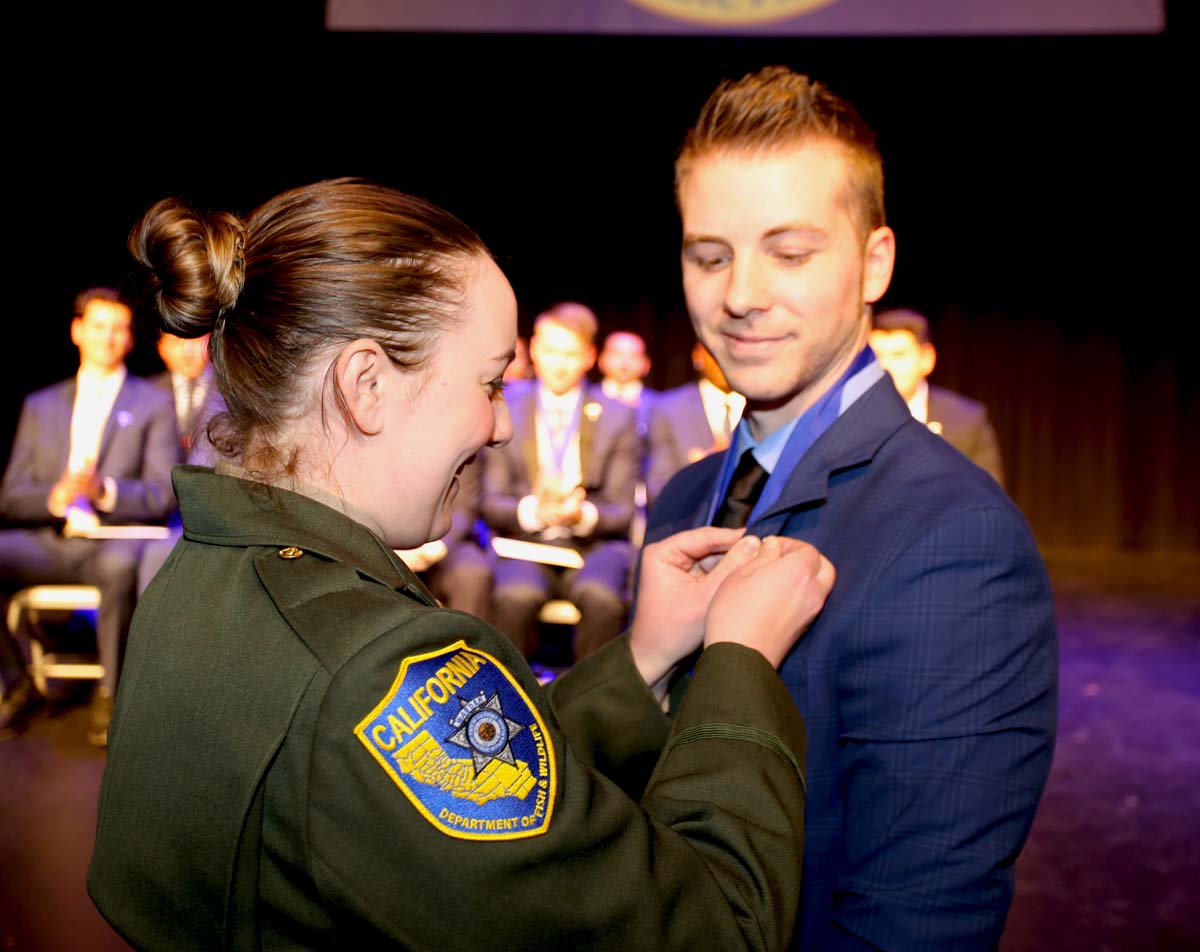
[{"xmin": 129, "ymin": 197, "xmax": 247, "ymax": 338}]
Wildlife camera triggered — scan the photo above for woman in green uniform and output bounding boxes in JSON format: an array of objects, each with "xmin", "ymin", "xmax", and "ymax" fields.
[{"xmin": 88, "ymin": 179, "xmax": 835, "ymax": 951}]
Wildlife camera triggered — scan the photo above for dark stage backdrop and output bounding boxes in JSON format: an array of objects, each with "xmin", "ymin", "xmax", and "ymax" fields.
[{"xmin": 6, "ymin": 14, "xmax": 1194, "ymax": 552}]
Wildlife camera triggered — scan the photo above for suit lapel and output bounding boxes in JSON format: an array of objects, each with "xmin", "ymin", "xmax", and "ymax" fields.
[
  {"xmin": 579, "ymin": 385, "xmax": 601, "ymax": 485},
  {"xmin": 51, "ymin": 379, "xmax": 77, "ymax": 474},
  {"xmin": 96, "ymin": 377, "xmax": 133, "ymax": 470},
  {"xmin": 518, "ymin": 388, "xmax": 539, "ymax": 486},
  {"xmin": 754, "ymin": 378, "xmax": 911, "ymax": 524}
]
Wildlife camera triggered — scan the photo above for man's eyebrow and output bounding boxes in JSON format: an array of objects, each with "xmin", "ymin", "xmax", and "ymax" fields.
[
  {"xmin": 683, "ymin": 225, "xmax": 830, "ymax": 245},
  {"xmin": 763, "ymin": 225, "xmax": 829, "ymax": 241}
]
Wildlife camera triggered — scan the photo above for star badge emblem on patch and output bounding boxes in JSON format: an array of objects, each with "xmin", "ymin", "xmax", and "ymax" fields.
[{"xmin": 355, "ymin": 641, "xmax": 556, "ymax": 840}]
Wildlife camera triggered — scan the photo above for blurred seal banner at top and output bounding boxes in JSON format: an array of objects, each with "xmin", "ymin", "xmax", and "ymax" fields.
[{"xmin": 327, "ymin": 0, "xmax": 1164, "ymax": 35}]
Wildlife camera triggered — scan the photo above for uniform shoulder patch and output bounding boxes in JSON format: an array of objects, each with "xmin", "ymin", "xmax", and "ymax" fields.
[{"xmin": 355, "ymin": 640, "xmax": 556, "ymax": 840}]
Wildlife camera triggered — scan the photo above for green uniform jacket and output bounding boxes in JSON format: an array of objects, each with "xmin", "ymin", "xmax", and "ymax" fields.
[{"xmin": 89, "ymin": 467, "xmax": 807, "ymax": 951}]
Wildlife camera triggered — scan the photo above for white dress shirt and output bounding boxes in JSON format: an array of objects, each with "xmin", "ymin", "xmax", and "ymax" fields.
[
  {"xmin": 54, "ymin": 366, "xmax": 125, "ymax": 521},
  {"xmin": 517, "ymin": 384, "xmax": 600, "ymax": 538},
  {"xmin": 698, "ymin": 377, "xmax": 746, "ymax": 443},
  {"xmin": 601, "ymin": 378, "xmax": 643, "ymax": 407}
]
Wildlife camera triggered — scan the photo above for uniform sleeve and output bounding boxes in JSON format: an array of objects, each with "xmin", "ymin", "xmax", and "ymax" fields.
[
  {"xmin": 829, "ymin": 505, "xmax": 1056, "ymax": 951},
  {"xmin": 306, "ymin": 610, "xmax": 807, "ymax": 952},
  {"xmin": 545, "ymin": 634, "xmax": 671, "ymax": 797}
]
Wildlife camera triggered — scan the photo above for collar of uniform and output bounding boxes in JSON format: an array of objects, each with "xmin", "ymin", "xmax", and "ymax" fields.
[{"xmin": 172, "ymin": 465, "xmax": 430, "ymax": 599}]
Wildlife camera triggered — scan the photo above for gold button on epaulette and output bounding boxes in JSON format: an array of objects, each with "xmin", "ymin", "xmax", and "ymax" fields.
[{"xmin": 278, "ymin": 546, "xmax": 304, "ymax": 560}]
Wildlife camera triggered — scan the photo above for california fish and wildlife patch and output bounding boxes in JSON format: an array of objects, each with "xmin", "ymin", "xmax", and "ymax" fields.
[{"xmin": 355, "ymin": 641, "xmax": 556, "ymax": 840}]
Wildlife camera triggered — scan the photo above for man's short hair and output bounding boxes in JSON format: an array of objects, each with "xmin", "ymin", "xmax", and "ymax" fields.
[
  {"xmin": 872, "ymin": 308, "xmax": 932, "ymax": 346},
  {"xmin": 676, "ymin": 65, "xmax": 885, "ymax": 240},
  {"xmin": 73, "ymin": 286, "xmax": 127, "ymax": 319},
  {"xmin": 534, "ymin": 302, "xmax": 598, "ymax": 345}
]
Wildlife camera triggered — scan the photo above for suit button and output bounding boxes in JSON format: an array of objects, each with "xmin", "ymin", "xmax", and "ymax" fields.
[{"xmin": 278, "ymin": 546, "xmax": 304, "ymax": 559}]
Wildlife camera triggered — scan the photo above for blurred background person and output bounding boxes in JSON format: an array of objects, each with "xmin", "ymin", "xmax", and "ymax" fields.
[
  {"xmin": 502, "ymin": 333, "xmax": 533, "ymax": 385},
  {"xmin": 645, "ymin": 340, "xmax": 744, "ymax": 505},
  {"xmin": 137, "ymin": 330, "xmax": 225, "ymax": 595},
  {"xmin": 152, "ymin": 331, "xmax": 218, "ymax": 457},
  {"xmin": 0, "ymin": 288, "xmax": 179, "ymax": 745},
  {"xmin": 870, "ymin": 307, "xmax": 1004, "ymax": 486},
  {"xmin": 598, "ymin": 329, "xmax": 657, "ymax": 544},
  {"xmin": 481, "ymin": 302, "xmax": 639, "ymax": 662},
  {"xmin": 598, "ymin": 329, "xmax": 655, "ymax": 422}
]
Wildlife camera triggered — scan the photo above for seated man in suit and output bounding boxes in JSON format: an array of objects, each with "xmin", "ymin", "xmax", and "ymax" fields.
[
  {"xmin": 599, "ymin": 329, "xmax": 655, "ymax": 429},
  {"xmin": 870, "ymin": 307, "xmax": 1005, "ymax": 485},
  {"xmin": 645, "ymin": 341, "xmax": 744, "ymax": 505},
  {"xmin": 153, "ymin": 331, "xmax": 219, "ymax": 457},
  {"xmin": 0, "ymin": 288, "xmax": 179, "ymax": 744},
  {"xmin": 598, "ymin": 329, "xmax": 657, "ymax": 544},
  {"xmin": 137, "ymin": 330, "xmax": 224, "ymax": 595},
  {"xmin": 481, "ymin": 302, "xmax": 639, "ymax": 662}
]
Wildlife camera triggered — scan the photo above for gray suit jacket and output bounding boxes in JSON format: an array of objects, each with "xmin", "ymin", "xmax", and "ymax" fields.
[
  {"xmin": 480, "ymin": 382, "xmax": 639, "ymax": 544},
  {"xmin": 645, "ymin": 381, "xmax": 719, "ymax": 505},
  {"xmin": 149, "ymin": 368, "xmax": 224, "ymax": 466},
  {"xmin": 0, "ymin": 375, "xmax": 180, "ymax": 526},
  {"xmin": 927, "ymin": 384, "xmax": 1004, "ymax": 487}
]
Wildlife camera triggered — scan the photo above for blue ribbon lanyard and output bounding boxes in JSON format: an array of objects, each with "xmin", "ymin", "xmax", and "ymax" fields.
[
  {"xmin": 538, "ymin": 391, "xmax": 583, "ymax": 479},
  {"xmin": 706, "ymin": 346, "xmax": 877, "ymax": 527}
]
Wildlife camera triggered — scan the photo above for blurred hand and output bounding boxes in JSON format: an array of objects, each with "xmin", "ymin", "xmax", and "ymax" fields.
[
  {"xmin": 704, "ymin": 536, "xmax": 836, "ymax": 668},
  {"xmin": 394, "ymin": 540, "xmax": 448, "ymax": 573},
  {"xmin": 48, "ymin": 465, "xmax": 101, "ymax": 514},
  {"xmin": 630, "ymin": 527, "xmax": 763, "ymax": 698},
  {"xmin": 536, "ymin": 483, "xmax": 585, "ymax": 527}
]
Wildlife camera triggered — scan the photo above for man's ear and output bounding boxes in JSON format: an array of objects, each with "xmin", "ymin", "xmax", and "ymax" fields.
[
  {"xmin": 921, "ymin": 342, "xmax": 938, "ymax": 378},
  {"xmin": 333, "ymin": 339, "xmax": 390, "ymax": 436},
  {"xmin": 862, "ymin": 226, "xmax": 896, "ymax": 304}
]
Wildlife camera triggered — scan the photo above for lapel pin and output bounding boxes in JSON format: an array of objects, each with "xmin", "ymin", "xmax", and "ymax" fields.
[
  {"xmin": 583, "ymin": 402, "xmax": 603, "ymax": 422},
  {"xmin": 116, "ymin": 411, "xmax": 134, "ymax": 428}
]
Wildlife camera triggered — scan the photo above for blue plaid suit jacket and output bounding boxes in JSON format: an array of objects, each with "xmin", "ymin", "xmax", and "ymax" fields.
[{"xmin": 645, "ymin": 377, "xmax": 1057, "ymax": 951}]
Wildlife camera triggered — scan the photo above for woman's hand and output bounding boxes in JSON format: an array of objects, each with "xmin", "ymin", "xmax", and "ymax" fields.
[
  {"xmin": 704, "ymin": 536, "xmax": 836, "ymax": 668},
  {"xmin": 629, "ymin": 527, "xmax": 764, "ymax": 699}
]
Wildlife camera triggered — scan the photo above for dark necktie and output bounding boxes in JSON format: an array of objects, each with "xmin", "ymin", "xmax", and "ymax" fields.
[{"xmin": 713, "ymin": 448, "xmax": 769, "ymax": 528}]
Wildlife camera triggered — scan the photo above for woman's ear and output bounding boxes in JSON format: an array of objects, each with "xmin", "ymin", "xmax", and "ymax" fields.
[{"xmin": 333, "ymin": 339, "xmax": 389, "ymax": 436}]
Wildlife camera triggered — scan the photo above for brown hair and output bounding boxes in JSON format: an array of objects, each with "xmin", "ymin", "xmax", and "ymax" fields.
[
  {"xmin": 73, "ymin": 286, "xmax": 128, "ymax": 319},
  {"xmin": 676, "ymin": 66, "xmax": 885, "ymax": 240},
  {"xmin": 129, "ymin": 178, "xmax": 488, "ymax": 474},
  {"xmin": 533, "ymin": 302, "xmax": 598, "ymax": 345},
  {"xmin": 872, "ymin": 308, "xmax": 932, "ymax": 346}
]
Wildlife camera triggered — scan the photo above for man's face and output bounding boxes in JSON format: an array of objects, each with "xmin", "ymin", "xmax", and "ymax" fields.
[
  {"xmin": 71, "ymin": 299, "xmax": 134, "ymax": 373},
  {"xmin": 530, "ymin": 321, "xmax": 595, "ymax": 396},
  {"xmin": 679, "ymin": 142, "xmax": 894, "ymax": 436},
  {"xmin": 869, "ymin": 329, "xmax": 935, "ymax": 403},
  {"xmin": 598, "ymin": 333, "xmax": 650, "ymax": 386},
  {"xmin": 157, "ymin": 333, "xmax": 211, "ymax": 380}
]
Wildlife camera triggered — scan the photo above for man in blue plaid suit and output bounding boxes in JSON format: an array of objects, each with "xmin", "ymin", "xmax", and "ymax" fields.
[{"xmin": 645, "ymin": 67, "xmax": 1057, "ymax": 950}]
